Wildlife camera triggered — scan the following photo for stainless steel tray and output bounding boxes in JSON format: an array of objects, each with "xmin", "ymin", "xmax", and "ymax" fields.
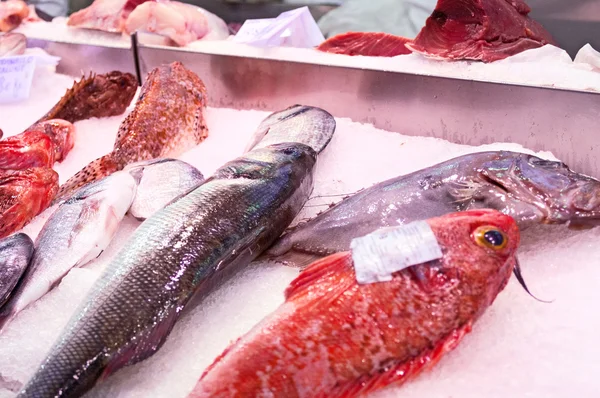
[{"xmin": 28, "ymin": 37, "xmax": 600, "ymax": 179}]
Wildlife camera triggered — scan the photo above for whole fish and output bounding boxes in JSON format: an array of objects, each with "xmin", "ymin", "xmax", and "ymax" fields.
[
  {"xmin": 0, "ymin": 120, "xmax": 75, "ymax": 170},
  {"xmin": 124, "ymin": 158, "xmax": 205, "ymax": 220},
  {"xmin": 0, "ymin": 171, "xmax": 137, "ymax": 330},
  {"xmin": 0, "ymin": 167, "xmax": 58, "ymax": 239},
  {"xmin": 0, "ymin": 233, "xmax": 34, "ymax": 308},
  {"xmin": 0, "ymin": 32, "xmax": 26, "ymax": 57},
  {"xmin": 190, "ymin": 209, "xmax": 520, "ymax": 398},
  {"xmin": 18, "ymin": 142, "xmax": 325, "ymax": 397},
  {"xmin": 53, "ymin": 61, "xmax": 209, "ymax": 202},
  {"xmin": 244, "ymin": 105, "xmax": 336, "ymax": 154},
  {"xmin": 36, "ymin": 71, "xmax": 138, "ymax": 125},
  {"xmin": 266, "ymin": 151, "xmax": 600, "ymax": 266}
]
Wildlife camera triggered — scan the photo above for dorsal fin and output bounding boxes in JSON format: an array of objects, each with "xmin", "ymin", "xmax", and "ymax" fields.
[{"xmin": 36, "ymin": 73, "xmax": 95, "ymax": 124}]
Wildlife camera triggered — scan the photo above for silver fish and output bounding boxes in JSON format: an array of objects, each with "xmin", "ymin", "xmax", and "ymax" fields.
[
  {"xmin": 124, "ymin": 158, "xmax": 205, "ymax": 220},
  {"xmin": 18, "ymin": 105, "xmax": 336, "ymax": 397},
  {"xmin": 245, "ymin": 105, "xmax": 336, "ymax": 154},
  {"xmin": 265, "ymin": 151, "xmax": 600, "ymax": 266},
  {"xmin": 0, "ymin": 171, "xmax": 138, "ymax": 330},
  {"xmin": 0, "ymin": 233, "xmax": 33, "ymax": 308},
  {"xmin": 0, "ymin": 33, "xmax": 26, "ymax": 57}
]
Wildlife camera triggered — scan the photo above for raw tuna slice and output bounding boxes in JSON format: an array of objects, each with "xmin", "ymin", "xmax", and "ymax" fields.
[
  {"xmin": 317, "ymin": 32, "xmax": 413, "ymax": 57},
  {"xmin": 407, "ymin": 0, "xmax": 556, "ymax": 62}
]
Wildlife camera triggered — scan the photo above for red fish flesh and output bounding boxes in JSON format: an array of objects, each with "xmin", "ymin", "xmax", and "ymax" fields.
[
  {"xmin": 0, "ymin": 0, "xmax": 29, "ymax": 32},
  {"xmin": 190, "ymin": 209, "xmax": 520, "ymax": 398},
  {"xmin": 0, "ymin": 120, "xmax": 75, "ymax": 170},
  {"xmin": 67, "ymin": 0, "xmax": 152, "ymax": 33},
  {"xmin": 317, "ymin": 32, "xmax": 413, "ymax": 57},
  {"xmin": 407, "ymin": 0, "xmax": 556, "ymax": 62},
  {"xmin": 0, "ymin": 167, "xmax": 58, "ymax": 239}
]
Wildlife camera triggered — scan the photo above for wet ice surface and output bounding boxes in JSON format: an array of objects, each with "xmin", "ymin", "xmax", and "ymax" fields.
[{"xmin": 0, "ymin": 71, "xmax": 599, "ymax": 397}]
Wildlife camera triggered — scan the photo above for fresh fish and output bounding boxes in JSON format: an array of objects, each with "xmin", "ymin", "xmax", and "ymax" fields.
[
  {"xmin": 190, "ymin": 209, "xmax": 520, "ymax": 398},
  {"xmin": 266, "ymin": 151, "xmax": 600, "ymax": 266},
  {"xmin": 317, "ymin": 31, "xmax": 413, "ymax": 57},
  {"xmin": 124, "ymin": 0, "xmax": 230, "ymax": 46},
  {"xmin": 124, "ymin": 158, "xmax": 205, "ymax": 220},
  {"xmin": 0, "ymin": 120, "xmax": 75, "ymax": 170},
  {"xmin": 67, "ymin": 0, "xmax": 151, "ymax": 33},
  {"xmin": 0, "ymin": 32, "xmax": 26, "ymax": 57},
  {"xmin": 53, "ymin": 61, "xmax": 209, "ymax": 202},
  {"xmin": 0, "ymin": 171, "xmax": 138, "ymax": 330},
  {"xmin": 0, "ymin": 0, "xmax": 29, "ymax": 32},
  {"xmin": 36, "ymin": 71, "xmax": 138, "ymax": 125},
  {"xmin": 18, "ymin": 142, "xmax": 326, "ymax": 397},
  {"xmin": 0, "ymin": 233, "xmax": 34, "ymax": 308},
  {"xmin": 0, "ymin": 167, "xmax": 58, "ymax": 239},
  {"xmin": 245, "ymin": 105, "xmax": 336, "ymax": 154}
]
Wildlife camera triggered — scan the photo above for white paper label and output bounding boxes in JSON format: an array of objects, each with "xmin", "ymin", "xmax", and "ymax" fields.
[
  {"xmin": 350, "ymin": 221, "xmax": 443, "ymax": 285},
  {"xmin": 0, "ymin": 55, "xmax": 36, "ymax": 103}
]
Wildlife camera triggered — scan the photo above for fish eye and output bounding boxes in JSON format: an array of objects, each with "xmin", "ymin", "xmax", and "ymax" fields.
[
  {"xmin": 283, "ymin": 147, "xmax": 297, "ymax": 155},
  {"xmin": 473, "ymin": 226, "xmax": 508, "ymax": 250}
]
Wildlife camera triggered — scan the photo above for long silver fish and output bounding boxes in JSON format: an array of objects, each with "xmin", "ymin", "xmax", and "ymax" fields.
[
  {"xmin": 0, "ymin": 233, "xmax": 34, "ymax": 308},
  {"xmin": 0, "ymin": 171, "xmax": 138, "ymax": 330},
  {"xmin": 265, "ymin": 151, "xmax": 600, "ymax": 266},
  {"xmin": 124, "ymin": 158, "xmax": 205, "ymax": 220},
  {"xmin": 18, "ymin": 105, "xmax": 335, "ymax": 396}
]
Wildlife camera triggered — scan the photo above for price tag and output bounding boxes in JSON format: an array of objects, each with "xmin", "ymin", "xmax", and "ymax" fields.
[
  {"xmin": 0, "ymin": 55, "xmax": 36, "ymax": 103},
  {"xmin": 350, "ymin": 221, "xmax": 444, "ymax": 285}
]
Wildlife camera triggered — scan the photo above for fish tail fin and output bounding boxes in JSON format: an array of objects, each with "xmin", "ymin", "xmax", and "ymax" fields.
[{"xmin": 53, "ymin": 154, "xmax": 120, "ymax": 203}]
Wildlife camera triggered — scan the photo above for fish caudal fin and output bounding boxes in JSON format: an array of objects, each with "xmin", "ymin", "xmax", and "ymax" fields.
[
  {"xmin": 53, "ymin": 154, "xmax": 119, "ymax": 203},
  {"xmin": 326, "ymin": 322, "xmax": 473, "ymax": 398}
]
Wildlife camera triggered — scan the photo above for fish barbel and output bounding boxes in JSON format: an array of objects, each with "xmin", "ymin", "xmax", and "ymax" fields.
[
  {"xmin": 53, "ymin": 61, "xmax": 209, "ymax": 202},
  {"xmin": 0, "ymin": 171, "xmax": 138, "ymax": 331},
  {"xmin": 190, "ymin": 209, "xmax": 520, "ymax": 398},
  {"xmin": 17, "ymin": 141, "xmax": 324, "ymax": 397},
  {"xmin": 266, "ymin": 151, "xmax": 600, "ymax": 266},
  {"xmin": 0, "ymin": 167, "xmax": 58, "ymax": 239},
  {"xmin": 0, "ymin": 233, "xmax": 34, "ymax": 308}
]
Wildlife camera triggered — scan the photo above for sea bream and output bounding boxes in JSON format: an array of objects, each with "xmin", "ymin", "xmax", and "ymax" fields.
[
  {"xmin": 190, "ymin": 209, "xmax": 520, "ymax": 398},
  {"xmin": 54, "ymin": 61, "xmax": 209, "ymax": 202},
  {"xmin": 266, "ymin": 151, "xmax": 600, "ymax": 266},
  {"xmin": 0, "ymin": 171, "xmax": 138, "ymax": 330},
  {"xmin": 18, "ymin": 105, "xmax": 336, "ymax": 397},
  {"xmin": 0, "ymin": 233, "xmax": 34, "ymax": 308}
]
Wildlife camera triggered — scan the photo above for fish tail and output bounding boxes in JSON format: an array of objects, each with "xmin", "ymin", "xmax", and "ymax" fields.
[{"xmin": 53, "ymin": 154, "xmax": 120, "ymax": 203}]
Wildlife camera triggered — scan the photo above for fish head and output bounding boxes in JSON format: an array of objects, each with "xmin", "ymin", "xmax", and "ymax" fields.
[
  {"xmin": 466, "ymin": 153, "xmax": 600, "ymax": 228},
  {"xmin": 428, "ymin": 209, "xmax": 520, "ymax": 308}
]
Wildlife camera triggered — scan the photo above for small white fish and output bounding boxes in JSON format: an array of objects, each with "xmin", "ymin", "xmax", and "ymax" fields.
[
  {"xmin": 125, "ymin": 158, "xmax": 205, "ymax": 220},
  {"xmin": 0, "ymin": 171, "xmax": 137, "ymax": 330}
]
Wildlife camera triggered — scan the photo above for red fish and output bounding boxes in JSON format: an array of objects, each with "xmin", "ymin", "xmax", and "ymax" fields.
[
  {"xmin": 407, "ymin": 0, "xmax": 556, "ymax": 62},
  {"xmin": 190, "ymin": 209, "xmax": 520, "ymax": 398},
  {"xmin": 317, "ymin": 32, "xmax": 413, "ymax": 57},
  {"xmin": 0, "ymin": 120, "xmax": 75, "ymax": 170},
  {"xmin": 0, "ymin": 167, "xmax": 58, "ymax": 238}
]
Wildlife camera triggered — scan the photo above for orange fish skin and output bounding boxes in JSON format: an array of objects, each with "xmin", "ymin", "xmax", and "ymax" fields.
[
  {"xmin": 55, "ymin": 61, "xmax": 209, "ymax": 202},
  {"xmin": 0, "ymin": 167, "xmax": 58, "ymax": 238},
  {"xmin": 190, "ymin": 209, "xmax": 520, "ymax": 398}
]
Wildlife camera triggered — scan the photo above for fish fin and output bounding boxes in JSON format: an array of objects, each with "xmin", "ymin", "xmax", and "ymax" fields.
[
  {"xmin": 100, "ymin": 304, "xmax": 181, "ymax": 381},
  {"xmin": 284, "ymin": 252, "xmax": 353, "ymax": 302},
  {"xmin": 53, "ymin": 154, "xmax": 120, "ymax": 204},
  {"xmin": 35, "ymin": 73, "xmax": 95, "ymax": 124},
  {"xmin": 327, "ymin": 321, "xmax": 473, "ymax": 398}
]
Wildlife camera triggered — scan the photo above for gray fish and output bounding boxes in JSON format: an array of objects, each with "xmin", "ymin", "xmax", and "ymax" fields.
[
  {"xmin": 0, "ymin": 171, "xmax": 138, "ymax": 331},
  {"xmin": 124, "ymin": 158, "xmax": 205, "ymax": 220},
  {"xmin": 0, "ymin": 233, "xmax": 33, "ymax": 308},
  {"xmin": 18, "ymin": 142, "xmax": 324, "ymax": 397},
  {"xmin": 265, "ymin": 151, "xmax": 600, "ymax": 266},
  {"xmin": 0, "ymin": 33, "xmax": 26, "ymax": 57},
  {"xmin": 245, "ymin": 105, "xmax": 336, "ymax": 154}
]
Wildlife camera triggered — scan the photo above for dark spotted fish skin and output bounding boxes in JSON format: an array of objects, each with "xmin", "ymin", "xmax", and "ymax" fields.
[
  {"xmin": 36, "ymin": 71, "xmax": 138, "ymax": 125},
  {"xmin": 53, "ymin": 62, "xmax": 209, "ymax": 202},
  {"xmin": 18, "ymin": 143, "xmax": 320, "ymax": 398}
]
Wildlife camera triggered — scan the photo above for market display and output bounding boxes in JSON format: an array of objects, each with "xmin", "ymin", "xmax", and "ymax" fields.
[
  {"xmin": 265, "ymin": 152, "xmax": 600, "ymax": 267},
  {"xmin": 54, "ymin": 61, "xmax": 209, "ymax": 202},
  {"xmin": 0, "ymin": 233, "xmax": 33, "ymax": 308},
  {"xmin": 190, "ymin": 210, "xmax": 519, "ymax": 397}
]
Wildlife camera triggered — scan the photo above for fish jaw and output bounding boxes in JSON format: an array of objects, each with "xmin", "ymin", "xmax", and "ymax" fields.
[
  {"xmin": 0, "ymin": 233, "xmax": 34, "ymax": 308},
  {"xmin": 192, "ymin": 210, "xmax": 519, "ymax": 397}
]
